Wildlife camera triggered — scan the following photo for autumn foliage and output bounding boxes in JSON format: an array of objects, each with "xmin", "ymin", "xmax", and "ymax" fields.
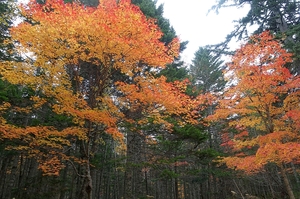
[
  {"xmin": 208, "ymin": 31, "xmax": 300, "ymax": 174},
  {"xmin": 0, "ymin": 0, "xmax": 213, "ymax": 187},
  {"xmin": 0, "ymin": 0, "xmax": 195, "ymax": 176}
]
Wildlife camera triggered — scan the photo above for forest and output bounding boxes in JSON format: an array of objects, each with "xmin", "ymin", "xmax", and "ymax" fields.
[{"xmin": 0, "ymin": 0, "xmax": 300, "ymax": 198}]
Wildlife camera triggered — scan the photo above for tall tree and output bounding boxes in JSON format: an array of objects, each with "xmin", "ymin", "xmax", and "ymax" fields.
[
  {"xmin": 210, "ymin": 0, "xmax": 300, "ymax": 73},
  {"xmin": 188, "ymin": 46, "xmax": 227, "ymax": 199},
  {"xmin": 0, "ymin": 0, "xmax": 181, "ymax": 198},
  {"xmin": 131, "ymin": 0, "xmax": 189, "ymax": 82},
  {"xmin": 0, "ymin": 0, "xmax": 18, "ymax": 61},
  {"xmin": 190, "ymin": 47, "xmax": 226, "ymax": 94},
  {"xmin": 208, "ymin": 31, "xmax": 300, "ymax": 199},
  {"xmin": 116, "ymin": 1, "xmax": 190, "ymax": 197}
]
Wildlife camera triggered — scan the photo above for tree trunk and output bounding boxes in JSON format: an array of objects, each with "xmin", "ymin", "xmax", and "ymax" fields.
[
  {"xmin": 280, "ymin": 163, "xmax": 295, "ymax": 199},
  {"xmin": 86, "ymin": 163, "xmax": 93, "ymax": 199}
]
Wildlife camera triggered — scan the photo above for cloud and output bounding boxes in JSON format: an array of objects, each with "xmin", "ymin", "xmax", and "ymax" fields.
[{"xmin": 156, "ymin": 0, "xmax": 250, "ymax": 64}]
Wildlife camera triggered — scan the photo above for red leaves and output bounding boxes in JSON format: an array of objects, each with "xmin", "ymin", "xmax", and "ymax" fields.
[
  {"xmin": 234, "ymin": 131, "xmax": 249, "ymax": 140},
  {"xmin": 220, "ymin": 132, "xmax": 235, "ymax": 152}
]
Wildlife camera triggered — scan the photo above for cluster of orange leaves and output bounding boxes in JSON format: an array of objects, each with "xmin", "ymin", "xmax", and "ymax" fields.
[
  {"xmin": 0, "ymin": 0, "xmax": 204, "ymax": 176},
  {"xmin": 116, "ymin": 76, "xmax": 214, "ymax": 130},
  {"xmin": 208, "ymin": 31, "xmax": 300, "ymax": 174},
  {"xmin": 1, "ymin": 0, "xmax": 179, "ymax": 131}
]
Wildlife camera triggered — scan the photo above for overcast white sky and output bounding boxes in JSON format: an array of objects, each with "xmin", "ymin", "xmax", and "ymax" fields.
[{"xmin": 156, "ymin": 0, "xmax": 250, "ymax": 65}]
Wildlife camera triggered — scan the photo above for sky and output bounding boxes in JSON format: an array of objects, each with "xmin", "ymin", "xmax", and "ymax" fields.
[{"xmin": 155, "ymin": 0, "xmax": 250, "ymax": 65}]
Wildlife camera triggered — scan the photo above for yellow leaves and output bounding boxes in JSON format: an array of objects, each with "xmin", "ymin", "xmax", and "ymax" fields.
[
  {"xmin": 0, "ymin": 102, "xmax": 11, "ymax": 112},
  {"xmin": 31, "ymin": 96, "xmax": 47, "ymax": 109},
  {"xmin": 233, "ymin": 137, "xmax": 259, "ymax": 151}
]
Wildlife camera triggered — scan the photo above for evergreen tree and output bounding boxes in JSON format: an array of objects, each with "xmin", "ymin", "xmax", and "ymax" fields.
[
  {"xmin": 131, "ymin": 0, "xmax": 189, "ymax": 82},
  {"xmin": 0, "ymin": 0, "xmax": 18, "ymax": 61},
  {"xmin": 189, "ymin": 47, "xmax": 226, "ymax": 94},
  {"xmin": 187, "ymin": 46, "xmax": 229, "ymax": 199},
  {"xmin": 159, "ymin": 40, "xmax": 189, "ymax": 82},
  {"xmin": 210, "ymin": 0, "xmax": 300, "ymax": 73}
]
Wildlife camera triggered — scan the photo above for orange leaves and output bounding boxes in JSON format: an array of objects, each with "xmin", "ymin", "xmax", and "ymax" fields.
[
  {"xmin": 211, "ymin": 31, "xmax": 300, "ymax": 174},
  {"xmin": 222, "ymin": 156, "xmax": 263, "ymax": 174},
  {"xmin": 256, "ymin": 142, "xmax": 300, "ymax": 165},
  {"xmin": 284, "ymin": 110, "xmax": 300, "ymax": 130},
  {"xmin": 4, "ymin": 0, "xmax": 180, "ymax": 114},
  {"xmin": 283, "ymin": 89, "xmax": 300, "ymax": 131},
  {"xmin": 220, "ymin": 132, "xmax": 235, "ymax": 152},
  {"xmin": 220, "ymin": 131, "xmax": 300, "ymax": 174},
  {"xmin": 38, "ymin": 156, "xmax": 65, "ymax": 176},
  {"xmin": 211, "ymin": 31, "xmax": 297, "ymax": 132},
  {"xmin": 258, "ymin": 131, "xmax": 298, "ymax": 145},
  {"xmin": 227, "ymin": 31, "xmax": 292, "ymax": 76},
  {"xmin": 234, "ymin": 131, "xmax": 249, "ymax": 140},
  {"xmin": 100, "ymin": 0, "xmax": 118, "ymax": 8},
  {"xmin": 226, "ymin": 31, "xmax": 293, "ymax": 92},
  {"xmin": 2, "ymin": 0, "xmax": 180, "ymax": 135},
  {"xmin": 1, "ymin": 125, "xmax": 85, "ymax": 146},
  {"xmin": 0, "ymin": 0, "xmax": 183, "ymax": 177},
  {"xmin": 167, "ymin": 37, "xmax": 180, "ymax": 58},
  {"xmin": 116, "ymin": 76, "xmax": 207, "ymax": 129}
]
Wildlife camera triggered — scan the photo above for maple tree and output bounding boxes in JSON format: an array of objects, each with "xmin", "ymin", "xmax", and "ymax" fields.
[
  {"xmin": 0, "ymin": 0, "xmax": 189, "ymax": 198},
  {"xmin": 116, "ymin": 75, "xmax": 212, "ymax": 198},
  {"xmin": 208, "ymin": 31, "xmax": 300, "ymax": 199}
]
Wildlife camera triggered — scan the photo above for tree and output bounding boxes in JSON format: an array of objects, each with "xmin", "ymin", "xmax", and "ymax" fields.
[
  {"xmin": 0, "ymin": 0, "xmax": 20, "ymax": 61},
  {"xmin": 117, "ymin": 1, "xmax": 191, "ymax": 197},
  {"xmin": 210, "ymin": 0, "xmax": 300, "ymax": 73},
  {"xmin": 131, "ymin": 0, "xmax": 189, "ymax": 83},
  {"xmin": 208, "ymin": 31, "xmax": 300, "ymax": 199},
  {"xmin": 186, "ymin": 47, "xmax": 227, "ymax": 199},
  {"xmin": 190, "ymin": 47, "xmax": 226, "ymax": 94},
  {"xmin": 0, "ymin": 0, "xmax": 182, "ymax": 198}
]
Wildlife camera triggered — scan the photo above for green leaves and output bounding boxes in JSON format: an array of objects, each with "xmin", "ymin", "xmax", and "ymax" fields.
[
  {"xmin": 190, "ymin": 47, "xmax": 226, "ymax": 94},
  {"xmin": 173, "ymin": 124, "xmax": 207, "ymax": 142}
]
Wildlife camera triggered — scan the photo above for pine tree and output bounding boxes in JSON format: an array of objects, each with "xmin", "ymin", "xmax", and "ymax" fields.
[
  {"xmin": 190, "ymin": 47, "xmax": 226, "ymax": 94},
  {"xmin": 210, "ymin": 0, "xmax": 300, "ymax": 73},
  {"xmin": 0, "ymin": 0, "xmax": 18, "ymax": 61}
]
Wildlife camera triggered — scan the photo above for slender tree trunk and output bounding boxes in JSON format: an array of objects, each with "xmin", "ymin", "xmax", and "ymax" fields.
[
  {"xmin": 85, "ymin": 133, "xmax": 93, "ymax": 199},
  {"xmin": 233, "ymin": 179, "xmax": 245, "ymax": 199},
  {"xmin": 86, "ymin": 163, "xmax": 93, "ymax": 199},
  {"xmin": 290, "ymin": 162, "xmax": 300, "ymax": 190},
  {"xmin": 280, "ymin": 163, "xmax": 295, "ymax": 199},
  {"xmin": 174, "ymin": 166, "xmax": 179, "ymax": 199},
  {"xmin": 0, "ymin": 156, "xmax": 11, "ymax": 199}
]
